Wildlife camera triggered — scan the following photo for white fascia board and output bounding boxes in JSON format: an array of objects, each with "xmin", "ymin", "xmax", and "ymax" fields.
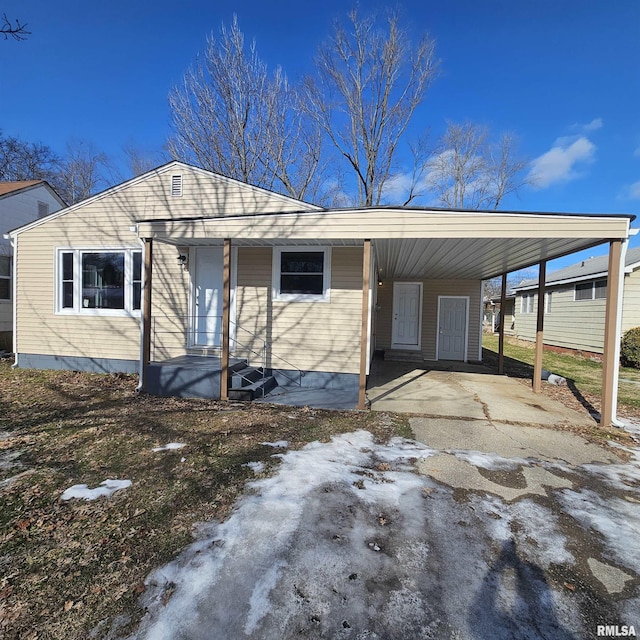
[{"xmin": 512, "ymin": 269, "xmax": 632, "ymax": 292}]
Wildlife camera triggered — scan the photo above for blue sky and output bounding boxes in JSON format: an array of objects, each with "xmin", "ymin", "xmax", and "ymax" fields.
[{"xmin": 1, "ymin": 0, "xmax": 639, "ymax": 270}]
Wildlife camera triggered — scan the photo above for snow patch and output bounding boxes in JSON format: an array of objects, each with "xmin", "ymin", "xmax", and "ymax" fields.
[
  {"xmin": 453, "ymin": 451, "xmax": 531, "ymax": 471},
  {"xmin": 260, "ymin": 440, "xmax": 289, "ymax": 448},
  {"xmin": 61, "ymin": 479, "xmax": 131, "ymax": 501},
  {"xmin": 152, "ymin": 443, "xmax": 186, "ymax": 452},
  {"xmin": 244, "ymin": 461, "xmax": 265, "ymax": 474},
  {"xmin": 560, "ymin": 488, "xmax": 640, "ymax": 573}
]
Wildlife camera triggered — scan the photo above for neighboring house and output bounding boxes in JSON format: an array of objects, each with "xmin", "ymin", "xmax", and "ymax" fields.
[
  {"xmin": 7, "ymin": 162, "xmax": 634, "ymax": 411},
  {"xmin": 483, "ymin": 291, "xmax": 516, "ymax": 334},
  {"xmin": 0, "ymin": 180, "xmax": 65, "ymax": 350},
  {"xmin": 512, "ymin": 247, "xmax": 640, "ymax": 356}
]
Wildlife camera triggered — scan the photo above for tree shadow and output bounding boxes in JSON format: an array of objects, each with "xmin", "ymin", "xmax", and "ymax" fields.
[
  {"xmin": 482, "ymin": 348, "xmax": 599, "ymax": 418},
  {"xmin": 468, "ymin": 538, "xmax": 578, "ymax": 639}
]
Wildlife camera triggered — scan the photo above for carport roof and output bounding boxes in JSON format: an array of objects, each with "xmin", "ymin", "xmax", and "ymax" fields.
[{"xmin": 135, "ymin": 207, "xmax": 635, "ymax": 281}]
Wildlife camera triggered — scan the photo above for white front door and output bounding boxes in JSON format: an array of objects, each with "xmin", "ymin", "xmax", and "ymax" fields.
[
  {"xmin": 193, "ymin": 247, "xmax": 224, "ymax": 347},
  {"xmin": 437, "ymin": 297, "xmax": 468, "ymax": 361},
  {"xmin": 392, "ymin": 283, "xmax": 422, "ymax": 350}
]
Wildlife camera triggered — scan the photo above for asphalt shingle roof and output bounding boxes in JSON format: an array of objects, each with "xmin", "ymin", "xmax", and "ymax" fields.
[{"xmin": 515, "ymin": 246, "xmax": 640, "ymax": 289}]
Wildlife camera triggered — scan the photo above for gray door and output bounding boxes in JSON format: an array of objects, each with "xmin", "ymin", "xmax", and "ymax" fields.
[{"xmin": 438, "ymin": 297, "xmax": 467, "ymax": 361}]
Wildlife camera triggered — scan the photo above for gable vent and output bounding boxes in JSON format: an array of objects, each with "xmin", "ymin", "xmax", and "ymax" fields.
[
  {"xmin": 171, "ymin": 174, "xmax": 183, "ymax": 197},
  {"xmin": 37, "ymin": 200, "xmax": 49, "ymax": 218}
]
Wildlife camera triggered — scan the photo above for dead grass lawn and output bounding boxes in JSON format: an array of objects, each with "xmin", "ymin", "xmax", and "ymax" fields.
[{"xmin": 0, "ymin": 359, "xmax": 410, "ymax": 639}]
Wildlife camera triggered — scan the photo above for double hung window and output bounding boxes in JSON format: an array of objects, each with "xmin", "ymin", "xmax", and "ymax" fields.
[
  {"xmin": 272, "ymin": 247, "xmax": 331, "ymax": 302},
  {"xmin": 0, "ymin": 256, "xmax": 10, "ymax": 300}
]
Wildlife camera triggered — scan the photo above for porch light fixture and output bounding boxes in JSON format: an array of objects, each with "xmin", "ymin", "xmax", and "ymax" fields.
[{"xmin": 177, "ymin": 253, "xmax": 188, "ymax": 266}]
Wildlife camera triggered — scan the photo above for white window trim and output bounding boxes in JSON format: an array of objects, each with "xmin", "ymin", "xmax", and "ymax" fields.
[
  {"xmin": 0, "ymin": 255, "xmax": 11, "ymax": 302},
  {"xmin": 272, "ymin": 246, "xmax": 331, "ymax": 302},
  {"xmin": 55, "ymin": 247, "xmax": 142, "ymax": 317},
  {"xmin": 520, "ymin": 292, "xmax": 535, "ymax": 314},
  {"xmin": 574, "ymin": 279, "xmax": 607, "ymax": 301},
  {"xmin": 544, "ymin": 291, "xmax": 551, "ymax": 314}
]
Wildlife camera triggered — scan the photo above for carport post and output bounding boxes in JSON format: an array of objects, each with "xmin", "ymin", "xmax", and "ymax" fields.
[
  {"xmin": 533, "ymin": 260, "xmax": 546, "ymax": 393},
  {"xmin": 141, "ymin": 238, "xmax": 153, "ymax": 392},
  {"xmin": 498, "ymin": 272, "xmax": 507, "ymax": 375},
  {"xmin": 601, "ymin": 239, "xmax": 623, "ymax": 427},
  {"xmin": 220, "ymin": 239, "xmax": 232, "ymax": 401},
  {"xmin": 358, "ymin": 239, "xmax": 372, "ymax": 410}
]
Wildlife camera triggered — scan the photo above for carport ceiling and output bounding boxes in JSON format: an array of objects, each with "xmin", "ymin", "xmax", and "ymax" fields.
[{"xmin": 374, "ymin": 236, "xmax": 612, "ymax": 281}]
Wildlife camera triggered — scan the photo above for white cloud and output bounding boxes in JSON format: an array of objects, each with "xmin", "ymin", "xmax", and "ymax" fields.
[
  {"xmin": 528, "ymin": 136, "xmax": 596, "ymax": 189},
  {"xmin": 634, "ymin": 146, "xmax": 640, "ymax": 158},
  {"xmin": 623, "ymin": 180, "xmax": 640, "ymax": 200},
  {"xmin": 381, "ymin": 172, "xmax": 414, "ymax": 203},
  {"xmin": 582, "ymin": 118, "xmax": 603, "ymax": 132},
  {"xmin": 571, "ymin": 118, "xmax": 603, "ymax": 133}
]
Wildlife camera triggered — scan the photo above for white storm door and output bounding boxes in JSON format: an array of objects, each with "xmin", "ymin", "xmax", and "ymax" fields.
[
  {"xmin": 392, "ymin": 283, "xmax": 422, "ymax": 350},
  {"xmin": 193, "ymin": 247, "xmax": 224, "ymax": 347},
  {"xmin": 437, "ymin": 297, "xmax": 468, "ymax": 361}
]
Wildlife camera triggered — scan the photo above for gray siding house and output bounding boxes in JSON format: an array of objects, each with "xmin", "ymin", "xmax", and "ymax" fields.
[
  {"xmin": 0, "ymin": 181, "xmax": 65, "ymax": 349},
  {"xmin": 512, "ymin": 247, "xmax": 640, "ymax": 355}
]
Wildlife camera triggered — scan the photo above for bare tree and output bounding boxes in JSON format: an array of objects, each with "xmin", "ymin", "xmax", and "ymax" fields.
[
  {"xmin": 304, "ymin": 9, "xmax": 438, "ymax": 206},
  {"xmin": 53, "ymin": 139, "xmax": 110, "ymax": 204},
  {"xmin": 0, "ymin": 131, "xmax": 57, "ymax": 182},
  {"xmin": 425, "ymin": 121, "xmax": 528, "ymax": 210},
  {"xmin": 168, "ymin": 16, "xmax": 323, "ymax": 201},
  {"xmin": 123, "ymin": 143, "xmax": 169, "ymax": 178},
  {"xmin": 1, "ymin": 14, "xmax": 29, "ymax": 40}
]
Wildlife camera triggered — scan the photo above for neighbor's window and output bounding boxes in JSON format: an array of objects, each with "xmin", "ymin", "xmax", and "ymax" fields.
[
  {"xmin": 520, "ymin": 293, "xmax": 534, "ymax": 314},
  {"xmin": 575, "ymin": 279, "xmax": 607, "ymax": 301},
  {"xmin": 0, "ymin": 256, "xmax": 11, "ymax": 300},
  {"xmin": 544, "ymin": 291, "xmax": 552, "ymax": 314},
  {"xmin": 273, "ymin": 247, "xmax": 331, "ymax": 301},
  {"xmin": 58, "ymin": 249, "xmax": 142, "ymax": 314}
]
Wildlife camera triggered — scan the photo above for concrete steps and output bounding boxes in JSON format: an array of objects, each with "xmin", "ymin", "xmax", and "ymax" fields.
[
  {"xmin": 384, "ymin": 350, "xmax": 424, "ymax": 363},
  {"xmin": 228, "ymin": 366, "xmax": 278, "ymax": 401}
]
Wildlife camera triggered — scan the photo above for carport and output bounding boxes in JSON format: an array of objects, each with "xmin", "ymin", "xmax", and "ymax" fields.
[{"xmin": 137, "ymin": 206, "xmax": 634, "ymax": 425}]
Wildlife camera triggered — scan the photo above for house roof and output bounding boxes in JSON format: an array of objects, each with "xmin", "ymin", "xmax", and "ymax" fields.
[
  {"xmin": 0, "ymin": 180, "xmax": 43, "ymax": 197},
  {"xmin": 513, "ymin": 246, "xmax": 640, "ymax": 291},
  {"xmin": 0, "ymin": 180, "xmax": 66, "ymax": 209},
  {"xmin": 7, "ymin": 161, "xmax": 321, "ymax": 237}
]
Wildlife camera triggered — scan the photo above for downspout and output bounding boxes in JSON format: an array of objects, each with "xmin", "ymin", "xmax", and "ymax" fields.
[
  {"xmin": 9, "ymin": 234, "xmax": 18, "ymax": 367},
  {"xmin": 611, "ymin": 232, "xmax": 636, "ymax": 427},
  {"xmin": 136, "ymin": 229, "xmax": 145, "ymax": 392}
]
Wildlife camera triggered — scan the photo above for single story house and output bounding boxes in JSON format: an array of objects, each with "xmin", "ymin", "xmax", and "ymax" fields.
[
  {"xmin": 512, "ymin": 247, "xmax": 640, "ymax": 357},
  {"xmin": 7, "ymin": 161, "xmax": 635, "ymax": 425},
  {"xmin": 0, "ymin": 180, "xmax": 65, "ymax": 349}
]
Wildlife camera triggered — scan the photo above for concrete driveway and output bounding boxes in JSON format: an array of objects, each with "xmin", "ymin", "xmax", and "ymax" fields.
[{"xmin": 367, "ymin": 360, "xmax": 593, "ymax": 427}]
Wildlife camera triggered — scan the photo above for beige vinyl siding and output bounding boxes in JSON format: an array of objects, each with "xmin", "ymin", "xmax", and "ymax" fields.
[
  {"xmin": 515, "ymin": 287, "xmax": 607, "ymax": 353},
  {"xmin": 376, "ymin": 279, "xmax": 481, "ymax": 361},
  {"xmin": 15, "ymin": 165, "xmax": 307, "ymax": 362},
  {"xmin": 234, "ymin": 247, "xmax": 363, "ymax": 374},
  {"xmin": 149, "ymin": 241, "xmax": 191, "ymax": 360},
  {"xmin": 622, "ymin": 269, "xmax": 640, "ymax": 332}
]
